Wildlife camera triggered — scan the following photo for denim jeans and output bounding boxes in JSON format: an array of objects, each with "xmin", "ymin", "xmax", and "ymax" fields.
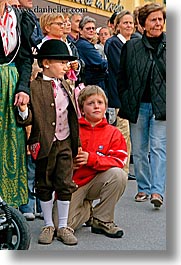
[
  {"xmin": 130, "ymin": 103, "xmax": 166, "ymax": 198},
  {"xmin": 19, "ymin": 155, "xmax": 36, "ymax": 213}
]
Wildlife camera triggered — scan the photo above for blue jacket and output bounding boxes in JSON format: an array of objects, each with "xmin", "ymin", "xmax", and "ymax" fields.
[
  {"xmin": 105, "ymin": 35, "xmax": 124, "ymax": 108},
  {"xmin": 75, "ymin": 37, "xmax": 108, "ymax": 92}
]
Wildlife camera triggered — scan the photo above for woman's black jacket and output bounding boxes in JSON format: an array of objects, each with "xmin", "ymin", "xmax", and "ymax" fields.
[{"xmin": 117, "ymin": 32, "xmax": 166, "ymax": 123}]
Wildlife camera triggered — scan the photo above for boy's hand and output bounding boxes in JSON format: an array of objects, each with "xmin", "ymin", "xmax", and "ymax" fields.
[
  {"xmin": 73, "ymin": 148, "xmax": 89, "ymax": 170},
  {"xmin": 19, "ymin": 103, "xmax": 28, "ymax": 112}
]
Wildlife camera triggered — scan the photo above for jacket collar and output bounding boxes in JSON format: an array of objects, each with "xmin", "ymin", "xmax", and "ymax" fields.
[
  {"xmin": 79, "ymin": 117, "xmax": 108, "ymax": 128},
  {"xmin": 142, "ymin": 32, "xmax": 166, "ymax": 50},
  {"xmin": 142, "ymin": 32, "xmax": 166, "ymax": 58}
]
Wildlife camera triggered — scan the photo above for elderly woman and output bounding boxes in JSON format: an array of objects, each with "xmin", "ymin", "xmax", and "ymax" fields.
[
  {"xmin": 75, "ymin": 16, "xmax": 108, "ymax": 93},
  {"xmin": 117, "ymin": 3, "xmax": 166, "ymax": 208}
]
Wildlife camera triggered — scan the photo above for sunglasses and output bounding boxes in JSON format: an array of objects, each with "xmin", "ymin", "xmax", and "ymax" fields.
[
  {"xmin": 85, "ymin": 27, "xmax": 95, "ymax": 31},
  {"xmin": 50, "ymin": 22, "xmax": 65, "ymax": 27}
]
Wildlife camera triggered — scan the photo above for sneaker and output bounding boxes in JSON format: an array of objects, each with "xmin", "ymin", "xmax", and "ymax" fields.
[
  {"xmin": 23, "ymin": 212, "xmax": 35, "ymax": 221},
  {"xmin": 57, "ymin": 227, "xmax": 78, "ymax": 245},
  {"xmin": 38, "ymin": 226, "xmax": 55, "ymax": 244},
  {"xmin": 91, "ymin": 218, "xmax": 124, "ymax": 238}
]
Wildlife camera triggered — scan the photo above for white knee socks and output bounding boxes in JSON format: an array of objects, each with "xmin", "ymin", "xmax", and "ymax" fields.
[
  {"xmin": 56, "ymin": 200, "xmax": 70, "ymax": 229},
  {"xmin": 40, "ymin": 199, "xmax": 54, "ymax": 227},
  {"xmin": 40, "ymin": 199, "xmax": 70, "ymax": 229}
]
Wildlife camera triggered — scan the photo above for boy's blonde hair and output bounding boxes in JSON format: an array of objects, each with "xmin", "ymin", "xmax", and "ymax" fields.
[
  {"xmin": 78, "ymin": 85, "xmax": 108, "ymax": 112},
  {"xmin": 39, "ymin": 13, "xmax": 64, "ymax": 35}
]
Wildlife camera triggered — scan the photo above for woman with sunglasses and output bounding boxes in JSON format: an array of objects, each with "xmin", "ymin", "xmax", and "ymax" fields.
[
  {"xmin": 75, "ymin": 16, "xmax": 108, "ymax": 94},
  {"xmin": 39, "ymin": 13, "xmax": 65, "ymax": 45}
]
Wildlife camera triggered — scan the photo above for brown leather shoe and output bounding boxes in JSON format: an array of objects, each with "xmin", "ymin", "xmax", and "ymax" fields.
[
  {"xmin": 57, "ymin": 227, "xmax": 78, "ymax": 245},
  {"xmin": 38, "ymin": 226, "xmax": 55, "ymax": 244},
  {"xmin": 91, "ymin": 218, "xmax": 124, "ymax": 238}
]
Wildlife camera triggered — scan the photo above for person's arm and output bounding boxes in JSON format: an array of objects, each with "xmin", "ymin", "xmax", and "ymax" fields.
[
  {"xmin": 78, "ymin": 40, "xmax": 108, "ymax": 71},
  {"xmin": 87, "ymin": 130, "xmax": 127, "ymax": 170},
  {"xmin": 14, "ymin": 9, "xmax": 35, "ymax": 106},
  {"xmin": 87, "ymin": 44, "xmax": 108, "ymax": 70},
  {"xmin": 107, "ymin": 40, "xmax": 123, "ymax": 75},
  {"xmin": 104, "ymin": 38, "xmax": 111, "ymax": 57},
  {"xmin": 74, "ymin": 129, "xmax": 128, "ymax": 171},
  {"xmin": 117, "ymin": 42, "xmax": 128, "ymax": 97}
]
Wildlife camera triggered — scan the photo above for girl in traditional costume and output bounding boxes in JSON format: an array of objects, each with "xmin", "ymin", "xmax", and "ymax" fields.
[{"xmin": 0, "ymin": 0, "xmax": 35, "ymax": 207}]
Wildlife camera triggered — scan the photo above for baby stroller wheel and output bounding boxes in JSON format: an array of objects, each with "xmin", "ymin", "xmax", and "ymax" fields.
[{"xmin": 0, "ymin": 206, "xmax": 31, "ymax": 250}]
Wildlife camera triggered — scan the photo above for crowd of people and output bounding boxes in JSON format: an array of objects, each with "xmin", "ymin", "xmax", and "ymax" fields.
[{"xmin": 0, "ymin": 0, "xmax": 166, "ymax": 246}]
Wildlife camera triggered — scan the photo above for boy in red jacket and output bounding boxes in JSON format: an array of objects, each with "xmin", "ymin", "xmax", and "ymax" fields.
[{"xmin": 53, "ymin": 85, "xmax": 128, "ymax": 238}]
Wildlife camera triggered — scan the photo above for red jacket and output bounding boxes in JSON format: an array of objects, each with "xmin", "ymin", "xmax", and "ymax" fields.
[{"xmin": 73, "ymin": 117, "xmax": 128, "ymax": 187}]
